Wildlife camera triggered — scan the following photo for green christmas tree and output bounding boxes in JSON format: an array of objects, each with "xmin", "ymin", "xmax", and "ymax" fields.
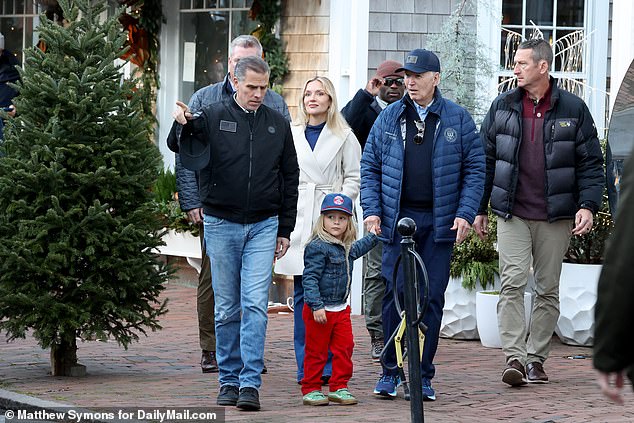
[{"xmin": 0, "ymin": 0, "xmax": 168, "ymax": 376}]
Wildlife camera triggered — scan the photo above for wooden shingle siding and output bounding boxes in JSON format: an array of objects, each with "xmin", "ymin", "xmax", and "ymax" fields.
[{"xmin": 281, "ymin": 0, "xmax": 330, "ymax": 122}]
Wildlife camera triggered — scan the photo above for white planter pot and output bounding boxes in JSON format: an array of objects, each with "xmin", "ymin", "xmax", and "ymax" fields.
[
  {"xmin": 156, "ymin": 229, "xmax": 203, "ymax": 273},
  {"xmin": 476, "ymin": 291, "xmax": 532, "ymax": 348},
  {"xmin": 555, "ymin": 262, "xmax": 601, "ymax": 347},
  {"xmin": 441, "ymin": 276, "xmax": 501, "ymax": 340},
  {"xmin": 440, "ymin": 278, "xmax": 478, "ymax": 340}
]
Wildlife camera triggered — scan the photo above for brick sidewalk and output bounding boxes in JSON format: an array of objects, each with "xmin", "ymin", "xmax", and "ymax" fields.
[{"xmin": 1, "ymin": 281, "xmax": 633, "ymax": 423}]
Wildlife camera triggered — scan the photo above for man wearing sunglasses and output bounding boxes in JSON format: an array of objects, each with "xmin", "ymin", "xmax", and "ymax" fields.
[
  {"xmin": 341, "ymin": 60, "xmax": 405, "ymax": 364},
  {"xmin": 342, "ymin": 60, "xmax": 405, "ymax": 150},
  {"xmin": 360, "ymin": 49, "xmax": 485, "ymax": 401}
]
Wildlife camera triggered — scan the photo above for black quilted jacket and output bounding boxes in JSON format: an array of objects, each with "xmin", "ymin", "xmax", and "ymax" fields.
[{"xmin": 479, "ymin": 78, "xmax": 604, "ymax": 220}]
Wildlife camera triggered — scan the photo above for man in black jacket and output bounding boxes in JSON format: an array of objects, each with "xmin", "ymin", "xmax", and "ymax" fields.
[
  {"xmin": 594, "ymin": 153, "xmax": 634, "ymax": 405},
  {"xmin": 175, "ymin": 35, "xmax": 289, "ymax": 375},
  {"xmin": 474, "ymin": 39, "xmax": 603, "ymax": 387},
  {"xmin": 171, "ymin": 56, "xmax": 299, "ymax": 411},
  {"xmin": 341, "ymin": 60, "xmax": 404, "ymax": 361}
]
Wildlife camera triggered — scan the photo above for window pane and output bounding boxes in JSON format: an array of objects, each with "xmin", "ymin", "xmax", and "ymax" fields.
[
  {"xmin": 557, "ymin": 0, "xmax": 584, "ymax": 27},
  {"xmin": 3, "ymin": 0, "xmax": 13, "ymax": 14},
  {"xmin": 500, "ymin": 29, "xmax": 523, "ymax": 69},
  {"xmin": 558, "ymin": 78, "xmax": 585, "ymax": 98},
  {"xmin": 206, "ymin": 0, "xmax": 217, "ymax": 7},
  {"xmin": 180, "ymin": 11, "xmax": 230, "ymax": 100},
  {"xmin": 193, "ymin": 0, "xmax": 204, "ymax": 9},
  {"xmin": 525, "ymin": 0, "xmax": 553, "ymax": 26},
  {"xmin": 231, "ymin": 10, "xmax": 258, "ymax": 45},
  {"xmin": 233, "ymin": 0, "xmax": 246, "ymax": 8},
  {"xmin": 0, "ymin": 16, "xmax": 29, "ymax": 65},
  {"xmin": 502, "ymin": 0, "xmax": 522, "ymax": 25},
  {"xmin": 524, "ymin": 27, "xmax": 552, "ymax": 45},
  {"xmin": 15, "ymin": 0, "xmax": 23, "ymax": 14},
  {"xmin": 180, "ymin": 0, "xmax": 191, "ymax": 9},
  {"xmin": 555, "ymin": 29, "xmax": 584, "ymax": 72},
  {"xmin": 498, "ymin": 75, "xmax": 517, "ymax": 93}
]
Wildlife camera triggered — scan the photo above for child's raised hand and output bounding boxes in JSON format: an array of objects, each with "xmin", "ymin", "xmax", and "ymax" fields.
[{"xmin": 313, "ymin": 309, "xmax": 327, "ymax": 324}]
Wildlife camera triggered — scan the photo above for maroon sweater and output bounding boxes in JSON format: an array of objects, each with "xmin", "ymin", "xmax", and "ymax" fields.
[{"xmin": 512, "ymin": 86, "xmax": 552, "ymax": 221}]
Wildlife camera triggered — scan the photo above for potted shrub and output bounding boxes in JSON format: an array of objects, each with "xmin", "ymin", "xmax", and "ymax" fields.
[
  {"xmin": 557, "ymin": 192, "xmax": 613, "ymax": 346},
  {"xmin": 152, "ymin": 169, "xmax": 202, "ymax": 267},
  {"xmin": 441, "ymin": 213, "xmax": 499, "ymax": 339}
]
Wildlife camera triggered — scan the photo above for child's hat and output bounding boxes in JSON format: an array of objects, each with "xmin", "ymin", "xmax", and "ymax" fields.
[{"xmin": 321, "ymin": 193, "xmax": 353, "ymax": 216}]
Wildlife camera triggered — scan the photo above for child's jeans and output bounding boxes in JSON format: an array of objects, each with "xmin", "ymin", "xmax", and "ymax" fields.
[{"xmin": 301, "ymin": 304, "xmax": 354, "ymax": 395}]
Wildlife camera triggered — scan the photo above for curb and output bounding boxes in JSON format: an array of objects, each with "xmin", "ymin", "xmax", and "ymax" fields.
[
  {"xmin": 0, "ymin": 388, "xmax": 74, "ymax": 413},
  {"xmin": 0, "ymin": 389, "xmax": 133, "ymax": 423}
]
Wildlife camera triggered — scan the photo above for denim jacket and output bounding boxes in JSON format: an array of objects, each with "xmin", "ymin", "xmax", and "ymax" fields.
[{"xmin": 302, "ymin": 233, "xmax": 378, "ymax": 311}]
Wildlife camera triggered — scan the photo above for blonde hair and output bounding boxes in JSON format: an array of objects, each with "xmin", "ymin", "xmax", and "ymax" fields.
[
  {"xmin": 308, "ymin": 211, "xmax": 358, "ymax": 248},
  {"xmin": 295, "ymin": 76, "xmax": 351, "ymax": 139}
]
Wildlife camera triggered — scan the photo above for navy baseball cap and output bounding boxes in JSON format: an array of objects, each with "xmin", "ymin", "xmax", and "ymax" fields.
[
  {"xmin": 321, "ymin": 193, "xmax": 353, "ymax": 216},
  {"xmin": 396, "ymin": 49, "xmax": 440, "ymax": 74}
]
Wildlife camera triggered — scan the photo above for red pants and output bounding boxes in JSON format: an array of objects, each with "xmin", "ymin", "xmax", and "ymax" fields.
[{"xmin": 301, "ymin": 304, "xmax": 354, "ymax": 395}]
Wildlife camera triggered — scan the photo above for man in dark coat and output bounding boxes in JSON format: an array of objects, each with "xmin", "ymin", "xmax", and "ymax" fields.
[
  {"xmin": 171, "ymin": 56, "xmax": 298, "ymax": 411},
  {"xmin": 475, "ymin": 38, "xmax": 604, "ymax": 387},
  {"xmin": 594, "ymin": 153, "xmax": 634, "ymax": 405}
]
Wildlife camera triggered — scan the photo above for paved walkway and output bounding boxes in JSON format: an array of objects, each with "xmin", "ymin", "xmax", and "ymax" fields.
[{"xmin": 1, "ymin": 270, "xmax": 633, "ymax": 422}]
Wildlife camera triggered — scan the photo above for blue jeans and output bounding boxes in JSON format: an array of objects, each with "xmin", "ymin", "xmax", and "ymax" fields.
[
  {"xmin": 293, "ymin": 275, "xmax": 332, "ymax": 382},
  {"xmin": 204, "ymin": 214, "xmax": 278, "ymax": 389},
  {"xmin": 381, "ymin": 208, "xmax": 453, "ymax": 380}
]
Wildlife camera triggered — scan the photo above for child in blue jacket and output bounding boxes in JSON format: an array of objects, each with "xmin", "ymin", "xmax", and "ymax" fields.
[{"xmin": 301, "ymin": 193, "xmax": 378, "ymax": 406}]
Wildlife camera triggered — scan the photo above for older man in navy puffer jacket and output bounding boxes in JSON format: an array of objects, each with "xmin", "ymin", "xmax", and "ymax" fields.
[{"xmin": 361, "ymin": 49, "xmax": 485, "ymax": 401}]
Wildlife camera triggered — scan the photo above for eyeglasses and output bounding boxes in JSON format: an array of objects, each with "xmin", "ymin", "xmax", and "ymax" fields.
[
  {"xmin": 384, "ymin": 78, "xmax": 404, "ymax": 87},
  {"xmin": 414, "ymin": 120, "xmax": 425, "ymax": 145}
]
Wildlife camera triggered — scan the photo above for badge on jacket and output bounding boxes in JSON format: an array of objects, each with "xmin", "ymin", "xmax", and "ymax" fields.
[{"xmin": 220, "ymin": 120, "xmax": 237, "ymax": 132}]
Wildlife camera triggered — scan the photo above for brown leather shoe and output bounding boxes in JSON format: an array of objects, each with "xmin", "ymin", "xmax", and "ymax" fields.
[
  {"xmin": 526, "ymin": 362, "xmax": 549, "ymax": 383},
  {"xmin": 502, "ymin": 359, "xmax": 527, "ymax": 387},
  {"xmin": 201, "ymin": 350, "xmax": 218, "ymax": 373}
]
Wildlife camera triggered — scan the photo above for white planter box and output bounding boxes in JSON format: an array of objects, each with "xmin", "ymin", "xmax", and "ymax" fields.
[
  {"xmin": 156, "ymin": 229, "xmax": 202, "ymax": 273},
  {"xmin": 555, "ymin": 262, "xmax": 601, "ymax": 347},
  {"xmin": 440, "ymin": 278, "xmax": 479, "ymax": 339},
  {"xmin": 476, "ymin": 291, "xmax": 532, "ymax": 349}
]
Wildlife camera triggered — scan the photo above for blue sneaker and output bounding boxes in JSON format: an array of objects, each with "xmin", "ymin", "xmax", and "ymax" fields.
[
  {"xmin": 422, "ymin": 378, "xmax": 436, "ymax": 401},
  {"xmin": 373, "ymin": 374, "xmax": 401, "ymax": 397}
]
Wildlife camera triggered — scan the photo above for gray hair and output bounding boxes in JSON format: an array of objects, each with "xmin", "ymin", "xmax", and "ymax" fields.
[
  {"xmin": 229, "ymin": 35, "xmax": 263, "ymax": 57},
  {"xmin": 518, "ymin": 38, "xmax": 553, "ymax": 67},
  {"xmin": 234, "ymin": 55, "xmax": 270, "ymax": 81}
]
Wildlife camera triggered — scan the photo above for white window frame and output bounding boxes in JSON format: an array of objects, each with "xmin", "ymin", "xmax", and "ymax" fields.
[{"xmin": 477, "ymin": 0, "xmax": 608, "ymax": 132}]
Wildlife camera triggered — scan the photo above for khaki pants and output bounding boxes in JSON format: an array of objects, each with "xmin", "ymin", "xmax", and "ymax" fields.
[
  {"xmin": 197, "ymin": 225, "xmax": 215, "ymax": 352},
  {"xmin": 497, "ymin": 217, "xmax": 572, "ymax": 365}
]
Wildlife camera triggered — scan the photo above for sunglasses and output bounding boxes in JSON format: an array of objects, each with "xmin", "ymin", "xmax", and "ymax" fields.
[
  {"xmin": 384, "ymin": 78, "xmax": 404, "ymax": 87},
  {"xmin": 414, "ymin": 120, "xmax": 425, "ymax": 145}
]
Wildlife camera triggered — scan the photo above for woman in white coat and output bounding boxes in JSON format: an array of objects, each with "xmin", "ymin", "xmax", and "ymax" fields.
[{"xmin": 275, "ymin": 76, "xmax": 361, "ymax": 384}]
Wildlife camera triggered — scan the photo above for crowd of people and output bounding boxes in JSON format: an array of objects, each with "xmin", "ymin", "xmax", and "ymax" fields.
[{"xmin": 167, "ymin": 34, "xmax": 630, "ymax": 411}]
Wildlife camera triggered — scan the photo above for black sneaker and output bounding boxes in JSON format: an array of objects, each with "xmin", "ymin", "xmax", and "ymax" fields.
[
  {"xmin": 236, "ymin": 387, "xmax": 260, "ymax": 411},
  {"xmin": 217, "ymin": 385, "xmax": 239, "ymax": 406}
]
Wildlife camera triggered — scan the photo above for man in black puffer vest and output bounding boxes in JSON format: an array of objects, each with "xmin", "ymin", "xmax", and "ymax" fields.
[{"xmin": 474, "ymin": 39, "xmax": 604, "ymax": 388}]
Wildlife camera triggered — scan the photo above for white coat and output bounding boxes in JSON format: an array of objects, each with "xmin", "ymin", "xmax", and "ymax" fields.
[{"xmin": 274, "ymin": 123, "xmax": 361, "ymax": 276}]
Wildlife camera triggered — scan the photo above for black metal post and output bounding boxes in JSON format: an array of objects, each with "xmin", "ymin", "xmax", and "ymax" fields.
[{"xmin": 397, "ymin": 217, "xmax": 424, "ymax": 423}]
